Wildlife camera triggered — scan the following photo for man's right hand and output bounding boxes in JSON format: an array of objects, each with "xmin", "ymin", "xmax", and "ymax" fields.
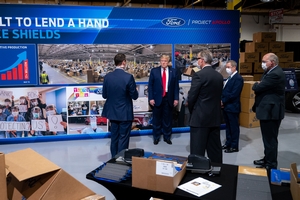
[{"xmin": 150, "ymin": 99, "xmax": 155, "ymax": 106}]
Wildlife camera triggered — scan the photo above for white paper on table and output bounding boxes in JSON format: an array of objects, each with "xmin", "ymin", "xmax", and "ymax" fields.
[
  {"xmin": 47, "ymin": 115, "xmax": 64, "ymax": 131},
  {"xmin": 177, "ymin": 177, "xmax": 221, "ymax": 197},
  {"xmin": 156, "ymin": 160, "xmax": 177, "ymax": 177}
]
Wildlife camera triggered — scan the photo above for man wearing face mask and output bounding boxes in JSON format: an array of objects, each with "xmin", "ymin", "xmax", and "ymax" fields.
[
  {"xmin": 188, "ymin": 50, "xmax": 223, "ymax": 163},
  {"xmin": 44, "ymin": 104, "xmax": 67, "ymax": 135},
  {"xmin": 252, "ymin": 53, "xmax": 285, "ymax": 170},
  {"xmin": 29, "ymin": 94, "xmax": 47, "ymax": 117},
  {"xmin": 3, "ymin": 97, "xmax": 14, "ymax": 116},
  {"xmin": 0, "ymin": 105, "xmax": 7, "ymax": 138},
  {"xmin": 79, "ymin": 117, "xmax": 104, "ymax": 134},
  {"xmin": 6, "ymin": 106, "xmax": 26, "ymax": 138},
  {"xmin": 221, "ymin": 60, "xmax": 244, "ymax": 153},
  {"xmin": 29, "ymin": 106, "xmax": 45, "ymax": 136},
  {"xmin": 90, "ymin": 104, "xmax": 99, "ymax": 115}
]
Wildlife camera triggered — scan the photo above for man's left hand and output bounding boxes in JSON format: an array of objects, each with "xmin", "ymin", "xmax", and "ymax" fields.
[{"xmin": 174, "ymin": 100, "xmax": 179, "ymax": 107}]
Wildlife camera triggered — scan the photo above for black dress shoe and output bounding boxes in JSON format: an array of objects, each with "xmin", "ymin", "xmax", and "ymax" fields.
[
  {"xmin": 164, "ymin": 139, "xmax": 172, "ymax": 145},
  {"xmin": 153, "ymin": 140, "xmax": 159, "ymax": 145},
  {"xmin": 253, "ymin": 158, "xmax": 265, "ymax": 166},
  {"xmin": 222, "ymin": 144, "xmax": 229, "ymax": 149},
  {"xmin": 224, "ymin": 148, "xmax": 239, "ymax": 153}
]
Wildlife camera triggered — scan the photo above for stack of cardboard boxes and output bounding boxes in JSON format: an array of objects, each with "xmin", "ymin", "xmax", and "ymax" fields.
[
  {"xmin": 241, "ymin": 32, "xmax": 297, "ymax": 81},
  {"xmin": 239, "ymin": 31, "xmax": 296, "ymax": 128},
  {"xmin": 239, "ymin": 81, "xmax": 260, "ymax": 128}
]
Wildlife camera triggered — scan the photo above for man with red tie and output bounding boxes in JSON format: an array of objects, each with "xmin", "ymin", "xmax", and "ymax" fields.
[{"xmin": 148, "ymin": 55, "xmax": 179, "ymax": 145}]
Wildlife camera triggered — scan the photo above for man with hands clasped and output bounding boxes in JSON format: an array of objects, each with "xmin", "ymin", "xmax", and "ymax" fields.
[{"xmin": 221, "ymin": 60, "xmax": 244, "ymax": 153}]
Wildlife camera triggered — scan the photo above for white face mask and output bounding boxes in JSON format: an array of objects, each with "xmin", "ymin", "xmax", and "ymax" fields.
[
  {"xmin": 92, "ymin": 107, "xmax": 96, "ymax": 110},
  {"xmin": 12, "ymin": 112, "xmax": 19, "ymax": 117},
  {"xmin": 33, "ymin": 113, "xmax": 39, "ymax": 119},
  {"xmin": 20, "ymin": 99, "xmax": 25, "ymax": 103},
  {"xmin": 226, "ymin": 68, "xmax": 232, "ymax": 75},
  {"xmin": 46, "ymin": 110, "xmax": 55, "ymax": 116},
  {"xmin": 32, "ymin": 101, "xmax": 38, "ymax": 106},
  {"xmin": 261, "ymin": 62, "xmax": 268, "ymax": 71},
  {"xmin": 0, "ymin": 109, "xmax": 2, "ymax": 113}
]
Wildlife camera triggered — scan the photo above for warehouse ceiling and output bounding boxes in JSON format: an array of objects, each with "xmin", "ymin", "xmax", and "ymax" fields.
[{"xmin": 59, "ymin": 0, "xmax": 300, "ymax": 16}]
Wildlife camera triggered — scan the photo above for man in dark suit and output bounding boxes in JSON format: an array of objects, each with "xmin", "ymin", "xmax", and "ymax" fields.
[
  {"xmin": 252, "ymin": 53, "xmax": 285, "ymax": 170},
  {"xmin": 188, "ymin": 50, "xmax": 224, "ymax": 163},
  {"xmin": 148, "ymin": 55, "xmax": 179, "ymax": 145},
  {"xmin": 102, "ymin": 53, "xmax": 139, "ymax": 158},
  {"xmin": 221, "ymin": 60, "xmax": 244, "ymax": 153}
]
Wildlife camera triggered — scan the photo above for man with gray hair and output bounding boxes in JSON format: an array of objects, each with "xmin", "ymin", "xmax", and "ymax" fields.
[
  {"xmin": 252, "ymin": 53, "xmax": 285, "ymax": 170},
  {"xmin": 188, "ymin": 50, "xmax": 224, "ymax": 163},
  {"xmin": 221, "ymin": 60, "xmax": 244, "ymax": 153}
]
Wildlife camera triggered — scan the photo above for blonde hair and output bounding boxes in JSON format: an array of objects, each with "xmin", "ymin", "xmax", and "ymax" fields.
[{"xmin": 160, "ymin": 55, "xmax": 170, "ymax": 62}]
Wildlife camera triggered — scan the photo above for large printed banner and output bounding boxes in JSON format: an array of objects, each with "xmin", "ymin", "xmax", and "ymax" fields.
[
  {"xmin": 0, "ymin": 5, "xmax": 240, "ymax": 139},
  {"xmin": 0, "ymin": 5, "xmax": 240, "ymax": 45}
]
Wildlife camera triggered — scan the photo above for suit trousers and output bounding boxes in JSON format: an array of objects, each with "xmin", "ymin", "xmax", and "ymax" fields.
[
  {"xmin": 190, "ymin": 126, "xmax": 223, "ymax": 164},
  {"xmin": 260, "ymin": 119, "xmax": 281, "ymax": 169},
  {"xmin": 152, "ymin": 95, "xmax": 173, "ymax": 141},
  {"xmin": 110, "ymin": 120, "xmax": 132, "ymax": 158},
  {"xmin": 223, "ymin": 111, "xmax": 240, "ymax": 149}
]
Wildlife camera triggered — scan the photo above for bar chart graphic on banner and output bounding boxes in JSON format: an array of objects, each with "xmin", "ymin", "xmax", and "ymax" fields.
[{"xmin": 0, "ymin": 44, "xmax": 37, "ymax": 86}]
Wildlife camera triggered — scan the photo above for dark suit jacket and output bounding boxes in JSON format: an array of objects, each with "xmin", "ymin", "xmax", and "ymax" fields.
[
  {"xmin": 252, "ymin": 66, "xmax": 285, "ymax": 120},
  {"xmin": 102, "ymin": 69, "xmax": 138, "ymax": 121},
  {"xmin": 221, "ymin": 72, "xmax": 244, "ymax": 113},
  {"xmin": 188, "ymin": 66, "xmax": 224, "ymax": 127},
  {"xmin": 148, "ymin": 66, "xmax": 179, "ymax": 106}
]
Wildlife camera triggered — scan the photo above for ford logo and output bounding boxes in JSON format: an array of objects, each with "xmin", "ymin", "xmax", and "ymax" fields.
[{"xmin": 161, "ymin": 17, "xmax": 185, "ymax": 27}]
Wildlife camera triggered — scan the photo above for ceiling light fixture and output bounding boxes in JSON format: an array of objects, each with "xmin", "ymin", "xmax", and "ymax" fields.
[{"xmin": 260, "ymin": 0, "xmax": 274, "ymax": 2}]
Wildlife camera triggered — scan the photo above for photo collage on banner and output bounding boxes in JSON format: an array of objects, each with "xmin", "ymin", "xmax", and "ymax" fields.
[{"xmin": 0, "ymin": 4, "xmax": 240, "ymax": 139}]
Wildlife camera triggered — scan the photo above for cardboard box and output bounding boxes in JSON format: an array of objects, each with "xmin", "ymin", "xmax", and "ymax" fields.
[
  {"xmin": 239, "ymin": 62, "xmax": 253, "ymax": 74},
  {"xmin": 277, "ymin": 52, "xmax": 294, "ymax": 63},
  {"xmin": 240, "ymin": 97, "xmax": 255, "ymax": 113},
  {"xmin": 241, "ymin": 75, "xmax": 254, "ymax": 81},
  {"xmin": 183, "ymin": 66, "xmax": 200, "ymax": 77},
  {"xmin": 240, "ymin": 52, "xmax": 259, "ymax": 63},
  {"xmin": 290, "ymin": 163, "xmax": 300, "ymax": 200},
  {"xmin": 268, "ymin": 42, "xmax": 285, "ymax": 53},
  {"xmin": 253, "ymin": 32, "xmax": 276, "ymax": 42},
  {"xmin": 5, "ymin": 148, "xmax": 101, "ymax": 200},
  {"xmin": 132, "ymin": 156, "xmax": 186, "ymax": 194},
  {"xmin": 253, "ymin": 62, "xmax": 264, "ymax": 73},
  {"xmin": 241, "ymin": 81, "xmax": 256, "ymax": 99},
  {"xmin": 245, "ymin": 42, "xmax": 268, "ymax": 53},
  {"xmin": 284, "ymin": 62, "xmax": 300, "ymax": 69},
  {"xmin": 0, "ymin": 152, "xmax": 7, "ymax": 200},
  {"xmin": 253, "ymin": 73, "xmax": 263, "ymax": 81},
  {"xmin": 239, "ymin": 112, "xmax": 260, "ymax": 128}
]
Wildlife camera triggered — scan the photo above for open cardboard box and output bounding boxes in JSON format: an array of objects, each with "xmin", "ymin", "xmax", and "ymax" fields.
[
  {"xmin": 132, "ymin": 156, "xmax": 186, "ymax": 194},
  {"xmin": 290, "ymin": 163, "xmax": 300, "ymax": 200},
  {"xmin": 183, "ymin": 66, "xmax": 200, "ymax": 77},
  {"xmin": 2, "ymin": 148, "xmax": 105, "ymax": 200},
  {"xmin": 0, "ymin": 152, "xmax": 8, "ymax": 200}
]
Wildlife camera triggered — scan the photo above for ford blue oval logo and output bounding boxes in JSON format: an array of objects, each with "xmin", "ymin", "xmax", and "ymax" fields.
[{"xmin": 161, "ymin": 17, "xmax": 185, "ymax": 27}]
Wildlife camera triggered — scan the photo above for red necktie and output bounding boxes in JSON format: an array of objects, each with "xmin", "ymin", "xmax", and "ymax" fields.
[{"xmin": 162, "ymin": 68, "xmax": 166, "ymax": 97}]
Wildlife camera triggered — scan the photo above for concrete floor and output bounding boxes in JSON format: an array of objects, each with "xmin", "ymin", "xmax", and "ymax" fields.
[{"xmin": 1, "ymin": 112, "xmax": 299, "ymax": 200}]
